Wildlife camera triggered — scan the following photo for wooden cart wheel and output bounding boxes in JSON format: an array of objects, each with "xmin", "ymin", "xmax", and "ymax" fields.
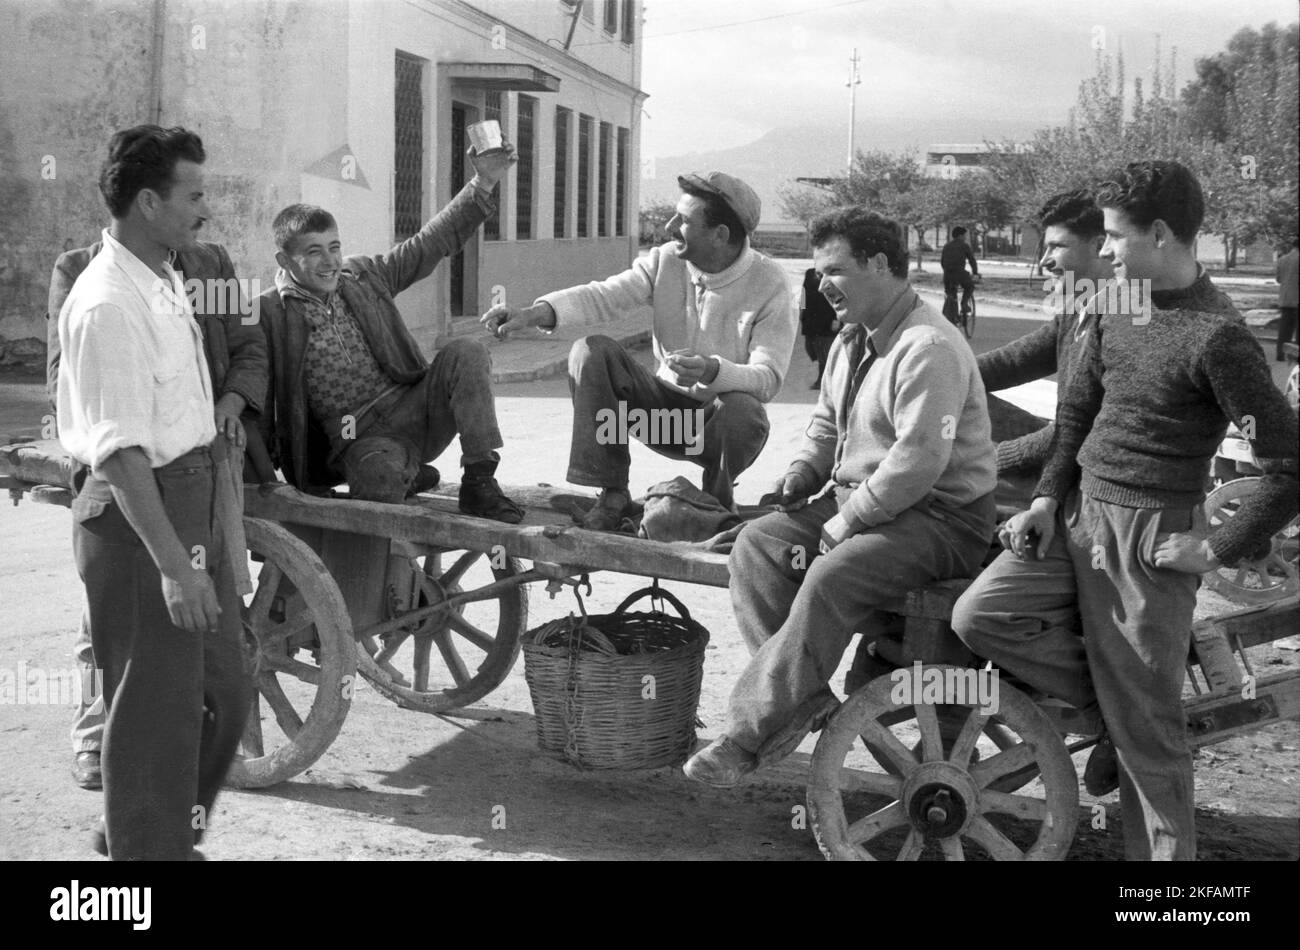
[
  {"xmin": 355, "ymin": 548, "xmax": 527, "ymax": 712},
  {"xmin": 808, "ymin": 666, "xmax": 1078, "ymax": 861},
  {"xmin": 1202, "ymin": 478, "xmax": 1300, "ymax": 606},
  {"xmin": 226, "ymin": 517, "xmax": 356, "ymax": 789}
]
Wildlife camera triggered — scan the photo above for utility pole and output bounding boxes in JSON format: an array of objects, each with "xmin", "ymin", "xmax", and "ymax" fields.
[{"xmin": 846, "ymin": 48, "xmax": 861, "ymax": 176}]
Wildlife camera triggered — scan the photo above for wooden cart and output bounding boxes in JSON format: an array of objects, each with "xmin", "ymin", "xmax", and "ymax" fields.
[{"xmin": 4, "ymin": 438, "xmax": 1297, "ymax": 861}]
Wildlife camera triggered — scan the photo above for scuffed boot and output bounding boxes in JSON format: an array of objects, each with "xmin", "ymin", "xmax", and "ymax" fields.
[
  {"xmin": 581, "ymin": 487, "xmax": 631, "ymax": 532},
  {"xmin": 459, "ymin": 459, "xmax": 524, "ymax": 524}
]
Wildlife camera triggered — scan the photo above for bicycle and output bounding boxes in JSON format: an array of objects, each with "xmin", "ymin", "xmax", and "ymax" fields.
[{"xmin": 942, "ymin": 273, "xmax": 979, "ymax": 339}]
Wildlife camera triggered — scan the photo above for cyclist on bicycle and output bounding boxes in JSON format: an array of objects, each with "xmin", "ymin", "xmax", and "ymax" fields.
[{"xmin": 940, "ymin": 226, "xmax": 980, "ymax": 322}]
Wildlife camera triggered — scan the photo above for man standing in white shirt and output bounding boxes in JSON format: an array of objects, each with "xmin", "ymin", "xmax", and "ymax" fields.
[
  {"xmin": 56, "ymin": 125, "xmax": 252, "ymax": 860},
  {"xmin": 481, "ymin": 172, "xmax": 796, "ymax": 525}
]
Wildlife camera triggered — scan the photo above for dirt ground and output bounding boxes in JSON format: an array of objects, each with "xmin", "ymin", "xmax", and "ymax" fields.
[{"xmin": 2, "ymin": 330, "xmax": 1297, "ymax": 863}]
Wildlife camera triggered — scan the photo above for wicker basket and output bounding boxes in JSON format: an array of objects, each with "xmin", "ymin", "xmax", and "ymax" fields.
[{"xmin": 523, "ymin": 583, "xmax": 709, "ymax": 770}]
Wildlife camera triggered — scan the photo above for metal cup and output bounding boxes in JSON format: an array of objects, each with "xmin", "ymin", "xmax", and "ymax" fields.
[{"xmin": 467, "ymin": 119, "xmax": 504, "ymax": 154}]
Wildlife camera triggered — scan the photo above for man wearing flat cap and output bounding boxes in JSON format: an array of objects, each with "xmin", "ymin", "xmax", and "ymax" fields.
[{"xmin": 482, "ymin": 171, "xmax": 797, "ymax": 528}]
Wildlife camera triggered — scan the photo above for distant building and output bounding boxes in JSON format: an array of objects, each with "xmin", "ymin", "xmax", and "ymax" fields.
[
  {"xmin": 923, "ymin": 144, "xmax": 996, "ymax": 179},
  {"xmin": 0, "ymin": 0, "xmax": 646, "ymax": 363}
]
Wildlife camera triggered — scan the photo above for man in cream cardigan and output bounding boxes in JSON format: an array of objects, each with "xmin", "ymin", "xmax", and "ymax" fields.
[{"xmin": 482, "ymin": 172, "xmax": 796, "ymax": 527}]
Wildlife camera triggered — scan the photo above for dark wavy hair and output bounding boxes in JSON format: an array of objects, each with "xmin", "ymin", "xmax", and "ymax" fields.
[
  {"xmin": 1095, "ymin": 160, "xmax": 1204, "ymax": 245},
  {"xmin": 273, "ymin": 204, "xmax": 340, "ymax": 253},
  {"xmin": 98, "ymin": 125, "xmax": 205, "ymax": 218},
  {"xmin": 809, "ymin": 206, "xmax": 909, "ymax": 278},
  {"xmin": 1038, "ymin": 189, "xmax": 1104, "ymax": 240}
]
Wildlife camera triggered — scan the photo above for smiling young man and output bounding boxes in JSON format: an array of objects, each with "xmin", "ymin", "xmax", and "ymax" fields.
[
  {"xmin": 952, "ymin": 161, "xmax": 1299, "ymax": 860},
  {"xmin": 56, "ymin": 125, "xmax": 252, "ymax": 859},
  {"xmin": 683, "ymin": 207, "xmax": 996, "ymax": 787},
  {"xmin": 257, "ymin": 146, "xmax": 523, "ymax": 520},
  {"xmin": 481, "ymin": 171, "xmax": 795, "ymax": 523},
  {"xmin": 978, "ymin": 191, "xmax": 1114, "ymax": 506}
]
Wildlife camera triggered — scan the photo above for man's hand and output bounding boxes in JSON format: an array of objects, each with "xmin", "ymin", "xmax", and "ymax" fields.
[
  {"xmin": 819, "ymin": 511, "xmax": 856, "ymax": 554},
  {"xmin": 161, "ymin": 567, "xmax": 222, "ymax": 634},
  {"xmin": 1152, "ymin": 532, "xmax": 1221, "ymax": 574},
  {"xmin": 214, "ymin": 393, "xmax": 247, "ymax": 448},
  {"xmin": 757, "ymin": 471, "xmax": 813, "ymax": 511},
  {"xmin": 468, "ymin": 141, "xmax": 518, "ymax": 191},
  {"xmin": 664, "ymin": 349, "xmax": 718, "ymax": 387},
  {"xmin": 1000, "ymin": 497, "xmax": 1058, "ymax": 560},
  {"xmin": 481, "ymin": 302, "xmax": 554, "ymax": 340}
]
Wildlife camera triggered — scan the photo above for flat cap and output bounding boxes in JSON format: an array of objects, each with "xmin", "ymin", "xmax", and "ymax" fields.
[{"xmin": 677, "ymin": 171, "xmax": 761, "ymax": 236}]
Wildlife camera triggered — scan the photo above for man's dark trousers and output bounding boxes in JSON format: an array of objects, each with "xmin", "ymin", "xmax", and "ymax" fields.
[
  {"xmin": 73, "ymin": 444, "xmax": 251, "ymax": 860},
  {"xmin": 567, "ymin": 334, "xmax": 770, "ymax": 510}
]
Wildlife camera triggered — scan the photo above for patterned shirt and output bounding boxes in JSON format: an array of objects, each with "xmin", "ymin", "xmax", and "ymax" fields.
[{"xmin": 286, "ymin": 282, "xmax": 396, "ymax": 437}]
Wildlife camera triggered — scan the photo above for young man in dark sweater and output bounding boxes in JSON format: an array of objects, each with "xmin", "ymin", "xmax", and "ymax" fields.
[
  {"xmin": 952, "ymin": 161, "xmax": 1299, "ymax": 861},
  {"xmin": 979, "ymin": 190, "xmax": 1113, "ymax": 506}
]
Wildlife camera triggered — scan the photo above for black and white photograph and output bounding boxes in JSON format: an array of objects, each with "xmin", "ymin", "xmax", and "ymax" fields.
[{"xmin": 0, "ymin": 0, "xmax": 1297, "ymax": 910}]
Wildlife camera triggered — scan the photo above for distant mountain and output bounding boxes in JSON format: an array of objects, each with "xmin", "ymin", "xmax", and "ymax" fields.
[{"xmin": 643, "ymin": 117, "xmax": 1047, "ymax": 226}]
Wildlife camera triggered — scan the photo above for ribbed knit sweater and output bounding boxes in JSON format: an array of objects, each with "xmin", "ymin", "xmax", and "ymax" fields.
[{"xmin": 1036, "ymin": 272, "xmax": 1299, "ymax": 565}]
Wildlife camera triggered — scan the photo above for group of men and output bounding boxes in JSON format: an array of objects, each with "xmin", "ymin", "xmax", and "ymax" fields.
[{"xmin": 51, "ymin": 119, "xmax": 1297, "ymax": 863}]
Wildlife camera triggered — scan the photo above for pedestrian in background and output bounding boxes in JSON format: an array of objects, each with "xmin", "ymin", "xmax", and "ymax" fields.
[
  {"xmin": 1276, "ymin": 236, "xmax": 1298, "ymax": 361},
  {"xmin": 800, "ymin": 265, "xmax": 838, "ymax": 389}
]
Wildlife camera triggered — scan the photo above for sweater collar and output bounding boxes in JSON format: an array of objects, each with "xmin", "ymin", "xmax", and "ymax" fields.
[
  {"xmin": 685, "ymin": 239, "xmax": 757, "ymax": 291},
  {"xmin": 1150, "ymin": 265, "xmax": 1215, "ymax": 312}
]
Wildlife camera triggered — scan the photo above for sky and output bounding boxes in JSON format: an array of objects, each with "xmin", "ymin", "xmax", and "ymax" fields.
[{"xmin": 636, "ymin": 0, "xmax": 1300, "ymax": 160}]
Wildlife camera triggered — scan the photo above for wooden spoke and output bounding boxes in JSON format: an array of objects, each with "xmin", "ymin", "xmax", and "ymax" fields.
[
  {"xmin": 446, "ymin": 613, "xmax": 495, "ymax": 652},
  {"xmin": 412, "ymin": 635, "xmax": 433, "ymax": 694},
  {"xmin": 841, "ymin": 768, "xmax": 905, "ymax": 798},
  {"xmin": 966, "ymin": 815, "xmax": 1026, "ymax": 861},
  {"xmin": 940, "ymin": 836, "xmax": 965, "ymax": 861},
  {"xmin": 847, "ymin": 801, "xmax": 909, "ymax": 845},
  {"xmin": 897, "ymin": 829, "xmax": 925, "ymax": 861},
  {"xmin": 260, "ymin": 653, "xmax": 322, "ymax": 686},
  {"xmin": 245, "ymin": 561, "xmax": 284, "ymax": 631},
  {"xmin": 241, "ymin": 693, "xmax": 265, "ymax": 759},
  {"xmin": 373, "ymin": 629, "xmax": 414, "ymax": 666},
  {"xmin": 257, "ymin": 674, "xmax": 304, "ymax": 740},
  {"xmin": 436, "ymin": 550, "xmax": 480, "ymax": 590},
  {"xmin": 970, "ymin": 741, "xmax": 1036, "ymax": 788},
  {"xmin": 431, "ymin": 631, "xmax": 471, "ymax": 687},
  {"xmin": 981, "ymin": 789, "xmax": 1048, "ymax": 821},
  {"xmin": 948, "ymin": 706, "xmax": 987, "ymax": 766},
  {"xmin": 260, "ymin": 609, "xmax": 317, "ymax": 648},
  {"xmin": 859, "ymin": 718, "xmax": 919, "ymax": 777},
  {"xmin": 914, "ymin": 702, "xmax": 943, "ymax": 763}
]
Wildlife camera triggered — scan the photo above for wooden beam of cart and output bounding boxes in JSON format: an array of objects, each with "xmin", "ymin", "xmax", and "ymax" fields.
[{"xmin": 243, "ymin": 483, "xmax": 732, "ymax": 588}]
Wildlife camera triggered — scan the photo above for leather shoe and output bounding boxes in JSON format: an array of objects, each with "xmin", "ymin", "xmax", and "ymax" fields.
[
  {"xmin": 683, "ymin": 736, "xmax": 757, "ymax": 788},
  {"xmin": 72, "ymin": 751, "xmax": 102, "ymax": 790},
  {"xmin": 580, "ymin": 488, "xmax": 631, "ymax": 533},
  {"xmin": 1084, "ymin": 732, "xmax": 1120, "ymax": 796},
  {"xmin": 406, "ymin": 464, "xmax": 440, "ymax": 497}
]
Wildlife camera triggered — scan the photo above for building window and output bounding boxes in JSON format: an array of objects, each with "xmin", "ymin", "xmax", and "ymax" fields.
[
  {"xmin": 603, "ymin": 0, "xmax": 617, "ymax": 34},
  {"xmin": 581, "ymin": 0, "xmax": 593, "ymax": 23},
  {"xmin": 621, "ymin": 0, "xmax": 634, "ymax": 44},
  {"xmin": 616, "ymin": 126, "xmax": 629, "ymax": 237},
  {"xmin": 516, "ymin": 96, "xmax": 536, "ymax": 240},
  {"xmin": 598, "ymin": 121, "xmax": 611, "ymax": 238},
  {"xmin": 394, "ymin": 53, "xmax": 424, "ymax": 242},
  {"xmin": 483, "ymin": 91, "xmax": 503, "ymax": 241},
  {"xmin": 577, "ymin": 114, "xmax": 592, "ymax": 238},
  {"xmin": 554, "ymin": 107, "xmax": 570, "ymax": 239}
]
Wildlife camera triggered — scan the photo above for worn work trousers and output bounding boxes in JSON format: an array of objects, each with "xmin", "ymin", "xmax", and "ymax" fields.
[
  {"xmin": 337, "ymin": 338, "xmax": 505, "ymax": 502},
  {"xmin": 950, "ymin": 490, "xmax": 1201, "ymax": 861},
  {"xmin": 567, "ymin": 334, "xmax": 770, "ymax": 510},
  {"xmin": 73, "ymin": 445, "xmax": 252, "ymax": 860},
  {"xmin": 725, "ymin": 489, "xmax": 995, "ymax": 750}
]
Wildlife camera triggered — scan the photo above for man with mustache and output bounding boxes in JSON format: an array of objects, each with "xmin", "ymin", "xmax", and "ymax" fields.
[
  {"xmin": 684, "ymin": 207, "xmax": 996, "ymax": 786},
  {"xmin": 55, "ymin": 124, "xmax": 253, "ymax": 858},
  {"xmin": 953, "ymin": 160, "xmax": 1299, "ymax": 860},
  {"xmin": 480, "ymin": 171, "xmax": 795, "ymax": 525}
]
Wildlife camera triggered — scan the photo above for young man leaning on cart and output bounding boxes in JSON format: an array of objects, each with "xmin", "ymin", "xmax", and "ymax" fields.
[
  {"xmin": 951, "ymin": 160, "xmax": 1300, "ymax": 861},
  {"xmin": 684, "ymin": 207, "xmax": 998, "ymax": 787},
  {"xmin": 256, "ymin": 144, "xmax": 524, "ymax": 521},
  {"xmin": 56, "ymin": 125, "xmax": 253, "ymax": 859},
  {"xmin": 480, "ymin": 171, "xmax": 796, "ymax": 523}
]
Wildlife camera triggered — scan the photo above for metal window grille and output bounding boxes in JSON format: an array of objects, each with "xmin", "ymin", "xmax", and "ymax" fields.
[
  {"xmin": 577, "ymin": 114, "xmax": 592, "ymax": 238},
  {"xmin": 598, "ymin": 121, "xmax": 611, "ymax": 238},
  {"xmin": 554, "ymin": 108, "xmax": 570, "ymax": 238},
  {"xmin": 621, "ymin": 0, "xmax": 634, "ymax": 43},
  {"xmin": 616, "ymin": 126, "xmax": 629, "ymax": 237},
  {"xmin": 484, "ymin": 91, "xmax": 503, "ymax": 241},
  {"xmin": 516, "ymin": 96, "xmax": 536, "ymax": 240},
  {"xmin": 603, "ymin": 0, "xmax": 617, "ymax": 34},
  {"xmin": 394, "ymin": 53, "xmax": 424, "ymax": 242}
]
